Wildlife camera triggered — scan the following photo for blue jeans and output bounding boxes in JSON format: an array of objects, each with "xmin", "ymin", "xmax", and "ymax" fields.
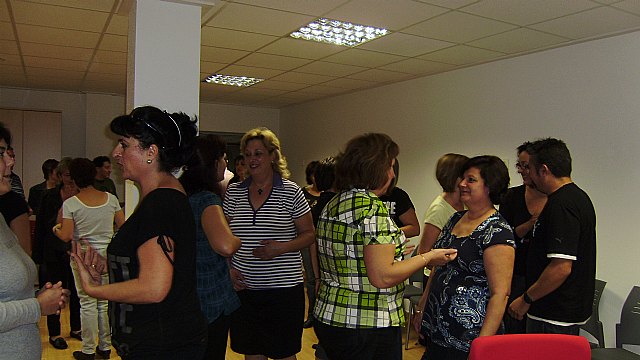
[
  {"xmin": 314, "ymin": 321, "xmax": 402, "ymax": 360},
  {"xmin": 526, "ymin": 317, "xmax": 580, "ymax": 335}
]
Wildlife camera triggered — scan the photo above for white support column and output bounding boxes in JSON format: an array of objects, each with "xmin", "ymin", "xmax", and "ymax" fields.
[{"xmin": 124, "ymin": 0, "xmax": 201, "ymax": 217}]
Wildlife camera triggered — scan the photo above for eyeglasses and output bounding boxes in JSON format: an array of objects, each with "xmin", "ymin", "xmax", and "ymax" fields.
[{"xmin": 515, "ymin": 162, "xmax": 530, "ymax": 171}]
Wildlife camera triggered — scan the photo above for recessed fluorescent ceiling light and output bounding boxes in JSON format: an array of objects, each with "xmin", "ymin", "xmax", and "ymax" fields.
[
  {"xmin": 203, "ymin": 74, "xmax": 264, "ymax": 87},
  {"xmin": 290, "ymin": 18, "xmax": 389, "ymax": 47}
]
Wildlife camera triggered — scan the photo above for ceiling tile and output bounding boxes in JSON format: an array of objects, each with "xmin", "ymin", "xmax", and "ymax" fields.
[
  {"xmin": 322, "ymin": 49, "xmax": 405, "ymax": 68},
  {"xmin": 21, "ymin": 42, "xmax": 94, "ymax": 61},
  {"xmin": 251, "ymin": 79, "xmax": 310, "ymax": 91},
  {"xmin": 12, "ymin": 1, "xmax": 109, "ymax": 33},
  {"xmin": 231, "ymin": 0, "xmax": 349, "ymax": 16},
  {"xmin": 0, "ymin": 74, "xmax": 27, "ymax": 87},
  {"xmin": 531, "ymin": 6, "xmax": 640, "ymax": 39},
  {"xmin": 461, "ymin": 0, "xmax": 599, "ymax": 26},
  {"xmin": 469, "ymin": 28, "xmax": 568, "ymax": 53},
  {"xmin": 94, "ymin": 50, "xmax": 127, "ymax": 65},
  {"xmin": 259, "ymin": 37, "xmax": 344, "ymax": 59},
  {"xmin": 378, "ymin": 58, "xmax": 456, "ymax": 75},
  {"xmin": 200, "ymin": 61, "xmax": 228, "ymax": 74},
  {"xmin": 89, "ymin": 62, "xmax": 125, "ymax": 74},
  {"xmin": 1, "ymin": 22, "xmax": 15, "ymax": 40},
  {"xmin": 236, "ymin": 52, "xmax": 313, "ymax": 70},
  {"xmin": 322, "ymin": 77, "xmax": 376, "ymax": 89},
  {"xmin": 219, "ymin": 64, "xmax": 285, "ymax": 78},
  {"xmin": 25, "ymin": 67, "xmax": 85, "ymax": 80},
  {"xmin": 417, "ymin": 0, "xmax": 478, "ymax": 9},
  {"xmin": 201, "ymin": 27, "xmax": 278, "ymax": 51},
  {"xmin": 270, "ymin": 71, "xmax": 336, "ymax": 84},
  {"xmin": 82, "ymin": 79, "xmax": 125, "ymax": 94},
  {"xmin": 358, "ymin": 32, "xmax": 454, "ymax": 56},
  {"xmin": 105, "ymin": 14, "xmax": 128, "ymax": 36},
  {"xmin": 296, "ymin": 84, "xmax": 346, "ymax": 95},
  {"xmin": 325, "ymin": 0, "xmax": 449, "ymax": 30},
  {"xmin": 201, "ymin": 46, "xmax": 250, "ymax": 63},
  {"xmin": 0, "ymin": 54, "xmax": 21, "ymax": 66},
  {"xmin": 16, "ymin": 24, "xmax": 100, "ymax": 48},
  {"xmin": 84, "ymin": 72, "xmax": 125, "ymax": 82},
  {"xmin": 403, "ymin": 11, "xmax": 517, "ymax": 43},
  {"xmin": 26, "ymin": 77, "xmax": 83, "ymax": 91},
  {"xmin": 200, "ymin": 83, "xmax": 242, "ymax": 96},
  {"xmin": 0, "ymin": 40, "xmax": 19, "ymax": 55},
  {"xmin": 235, "ymin": 86, "xmax": 289, "ymax": 97},
  {"xmin": 0, "ymin": 64, "xmax": 25, "ymax": 76},
  {"xmin": 294, "ymin": 61, "xmax": 368, "ymax": 77},
  {"xmin": 208, "ymin": 2, "xmax": 315, "ymax": 36},
  {"xmin": 23, "ymin": 56, "xmax": 88, "ymax": 71},
  {"xmin": 22, "ymin": 0, "xmax": 116, "ymax": 12},
  {"xmin": 419, "ymin": 44, "xmax": 504, "ymax": 65},
  {"xmin": 347, "ymin": 68, "xmax": 415, "ymax": 82},
  {"xmin": 99, "ymin": 34, "xmax": 127, "ymax": 51},
  {"xmin": 612, "ymin": 0, "xmax": 640, "ymax": 16},
  {"xmin": 0, "ymin": 2, "xmax": 10, "ymax": 22}
]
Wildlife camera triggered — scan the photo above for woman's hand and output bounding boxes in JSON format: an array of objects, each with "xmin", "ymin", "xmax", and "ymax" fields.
[
  {"xmin": 229, "ymin": 267, "xmax": 247, "ymax": 291},
  {"xmin": 69, "ymin": 240, "xmax": 106, "ymax": 295},
  {"xmin": 253, "ymin": 240, "xmax": 284, "ymax": 260},
  {"xmin": 36, "ymin": 281, "xmax": 70, "ymax": 316},
  {"xmin": 412, "ymin": 309, "xmax": 424, "ymax": 336},
  {"xmin": 423, "ymin": 248, "xmax": 458, "ymax": 266}
]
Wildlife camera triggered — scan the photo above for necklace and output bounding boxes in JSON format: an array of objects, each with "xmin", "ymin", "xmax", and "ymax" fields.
[{"xmin": 257, "ymin": 188, "xmax": 263, "ymax": 195}]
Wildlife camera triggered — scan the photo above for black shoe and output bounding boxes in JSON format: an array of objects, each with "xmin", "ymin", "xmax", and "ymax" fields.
[
  {"xmin": 303, "ymin": 318, "xmax": 314, "ymax": 328},
  {"xmin": 70, "ymin": 330, "xmax": 82, "ymax": 341},
  {"xmin": 49, "ymin": 337, "xmax": 68, "ymax": 350},
  {"xmin": 96, "ymin": 346, "xmax": 111, "ymax": 359},
  {"xmin": 73, "ymin": 351, "xmax": 95, "ymax": 360}
]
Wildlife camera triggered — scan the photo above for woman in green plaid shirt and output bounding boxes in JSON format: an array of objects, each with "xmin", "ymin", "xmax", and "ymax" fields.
[{"xmin": 313, "ymin": 133, "xmax": 457, "ymax": 360}]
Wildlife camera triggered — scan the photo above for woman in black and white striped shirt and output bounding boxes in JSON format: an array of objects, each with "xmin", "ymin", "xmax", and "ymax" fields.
[{"xmin": 223, "ymin": 127, "xmax": 315, "ymax": 360}]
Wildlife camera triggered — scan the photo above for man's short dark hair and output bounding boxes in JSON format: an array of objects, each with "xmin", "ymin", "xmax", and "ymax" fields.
[
  {"xmin": 527, "ymin": 138, "xmax": 572, "ymax": 178},
  {"xmin": 0, "ymin": 122, "xmax": 11, "ymax": 145},
  {"xmin": 517, "ymin": 141, "xmax": 532, "ymax": 155},
  {"xmin": 42, "ymin": 159, "xmax": 60, "ymax": 180},
  {"xmin": 314, "ymin": 157, "xmax": 336, "ymax": 192},
  {"xmin": 462, "ymin": 155, "xmax": 510, "ymax": 205},
  {"xmin": 69, "ymin": 158, "xmax": 98, "ymax": 188},
  {"xmin": 305, "ymin": 161, "xmax": 320, "ymax": 185},
  {"xmin": 92, "ymin": 156, "xmax": 111, "ymax": 168}
]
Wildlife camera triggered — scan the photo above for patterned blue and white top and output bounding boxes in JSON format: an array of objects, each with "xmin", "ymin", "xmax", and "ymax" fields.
[
  {"xmin": 421, "ymin": 210, "xmax": 514, "ymax": 353},
  {"xmin": 223, "ymin": 173, "xmax": 310, "ymax": 289}
]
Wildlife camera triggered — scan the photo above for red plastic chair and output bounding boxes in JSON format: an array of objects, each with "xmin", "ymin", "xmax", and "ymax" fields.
[{"xmin": 469, "ymin": 334, "xmax": 591, "ymax": 360}]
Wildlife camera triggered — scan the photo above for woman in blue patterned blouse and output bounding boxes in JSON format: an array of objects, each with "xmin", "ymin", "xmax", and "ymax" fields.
[{"xmin": 416, "ymin": 155, "xmax": 515, "ymax": 360}]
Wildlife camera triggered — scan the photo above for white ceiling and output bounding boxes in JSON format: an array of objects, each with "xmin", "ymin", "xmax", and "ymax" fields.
[{"xmin": 2, "ymin": 0, "xmax": 640, "ymax": 109}]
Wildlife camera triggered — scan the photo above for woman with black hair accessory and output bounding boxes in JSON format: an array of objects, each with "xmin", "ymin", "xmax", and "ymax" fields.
[{"xmin": 70, "ymin": 106, "xmax": 207, "ymax": 359}]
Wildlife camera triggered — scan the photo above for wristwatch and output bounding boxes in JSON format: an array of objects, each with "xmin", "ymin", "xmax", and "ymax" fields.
[{"xmin": 523, "ymin": 292, "xmax": 534, "ymax": 304}]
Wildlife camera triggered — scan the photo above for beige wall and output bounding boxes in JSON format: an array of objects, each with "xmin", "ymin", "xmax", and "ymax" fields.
[{"xmin": 280, "ymin": 30, "xmax": 640, "ymax": 349}]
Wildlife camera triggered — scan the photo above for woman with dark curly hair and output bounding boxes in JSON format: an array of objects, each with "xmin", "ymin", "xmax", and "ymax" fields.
[
  {"xmin": 416, "ymin": 155, "xmax": 515, "ymax": 360},
  {"xmin": 70, "ymin": 106, "xmax": 207, "ymax": 359}
]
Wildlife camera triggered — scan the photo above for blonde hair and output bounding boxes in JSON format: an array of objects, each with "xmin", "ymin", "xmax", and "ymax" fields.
[{"xmin": 240, "ymin": 127, "xmax": 290, "ymax": 179}]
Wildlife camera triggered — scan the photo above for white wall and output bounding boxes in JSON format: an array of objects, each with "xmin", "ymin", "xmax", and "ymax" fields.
[
  {"xmin": 1, "ymin": 89, "xmax": 280, "ymax": 201},
  {"xmin": 1, "ymin": 87, "xmax": 86, "ymax": 157},
  {"xmin": 85, "ymin": 93, "xmax": 127, "ymax": 197},
  {"xmin": 199, "ymin": 102, "xmax": 280, "ymax": 135},
  {"xmin": 280, "ymin": 31, "xmax": 640, "ymax": 349}
]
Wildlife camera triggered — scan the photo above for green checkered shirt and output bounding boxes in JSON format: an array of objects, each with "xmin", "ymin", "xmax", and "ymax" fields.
[{"xmin": 313, "ymin": 189, "xmax": 406, "ymax": 328}]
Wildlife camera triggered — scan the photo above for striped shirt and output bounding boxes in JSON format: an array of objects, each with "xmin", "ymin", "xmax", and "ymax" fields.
[
  {"xmin": 313, "ymin": 189, "xmax": 407, "ymax": 329},
  {"xmin": 223, "ymin": 173, "xmax": 309, "ymax": 289}
]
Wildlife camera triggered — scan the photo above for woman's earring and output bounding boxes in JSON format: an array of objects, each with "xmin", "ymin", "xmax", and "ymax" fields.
[{"xmin": 147, "ymin": 159, "xmax": 152, "ymax": 164}]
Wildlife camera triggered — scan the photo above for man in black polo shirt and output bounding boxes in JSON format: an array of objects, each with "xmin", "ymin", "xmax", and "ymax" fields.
[{"xmin": 508, "ymin": 138, "xmax": 596, "ymax": 335}]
